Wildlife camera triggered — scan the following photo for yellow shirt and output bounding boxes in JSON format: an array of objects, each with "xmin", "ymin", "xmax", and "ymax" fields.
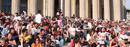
[
  {"xmin": 19, "ymin": 34, "xmax": 31, "ymax": 40},
  {"xmin": 19, "ymin": 34, "xmax": 31, "ymax": 43}
]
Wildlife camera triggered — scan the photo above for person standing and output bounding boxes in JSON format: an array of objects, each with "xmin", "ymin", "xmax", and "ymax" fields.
[
  {"xmin": 35, "ymin": 10, "xmax": 42, "ymax": 24},
  {"xmin": 13, "ymin": 13, "xmax": 21, "ymax": 21}
]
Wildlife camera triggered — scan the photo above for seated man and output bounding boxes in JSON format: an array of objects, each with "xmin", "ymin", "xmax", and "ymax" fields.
[
  {"xmin": 18, "ymin": 29, "xmax": 31, "ymax": 47},
  {"xmin": 1, "ymin": 23, "xmax": 10, "ymax": 37},
  {"xmin": 0, "ymin": 37, "xmax": 8, "ymax": 47},
  {"xmin": 31, "ymin": 23, "xmax": 41, "ymax": 35}
]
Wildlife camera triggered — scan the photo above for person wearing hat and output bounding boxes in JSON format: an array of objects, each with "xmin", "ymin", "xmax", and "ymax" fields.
[{"xmin": 83, "ymin": 22, "xmax": 90, "ymax": 36}]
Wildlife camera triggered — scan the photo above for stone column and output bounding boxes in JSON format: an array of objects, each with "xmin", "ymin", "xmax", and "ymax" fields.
[
  {"xmin": 92, "ymin": 0, "xmax": 98, "ymax": 19},
  {"xmin": 129, "ymin": 12, "xmax": 130, "ymax": 18},
  {"xmin": 104, "ymin": 0, "xmax": 110, "ymax": 20},
  {"xmin": 28, "ymin": 0, "xmax": 37, "ymax": 16},
  {"xmin": 65, "ymin": 0, "xmax": 71, "ymax": 17},
  {"xmin": 71, "ymin": 0, "xmax": 76, "ymax": 17},
  {"xmin": 0, "ymin": 0, "xmax": 2, "ymax": 10},
  {"xmin": 85, "ymin": 0, "xmax": 91, "ymax": 18},
  {"xmin": 80, "ymin": 0, "xmax": 85, "ymax": 19},
  {"xmin": 122, "ymin": 0, "xmax": 126, "ymax": 19},
  {"xmin": 48, "ymin": 0, "xmax": 54, "ymax": 17},
  {"xmin": 98, "ymin": 0, "xmax": 102, "ymax": 19},
  {"xmin": 60, "ymin": 0, "xmax": 64, "ymax": 12},
  {"xmin": 11, "ymin": 0, "xmax": 20, "ymax": 15},
  {"xmin": 43, "ymin": 0, "xmax": 46, "ymax": 16},
  {"xmin": 59, "ymin": 0, "xmax": 61, "ymax": 9},
  {"xmin": 123, "ymin": 0, "xmax": 126, "ymax": 19},
  {"xmin": 45, "ymin": 0, "xmax": 48, "ymax": 16},
  {"xmin": 27, "ymin": 0, "xmax": 30, "ymax": 16},
  {"xmin": 59, "ymin": 0, "xmax": 64, "ymax": 12},
  {"xmin": 113, "ymin": 0, "xmax": 121, "ymax": 21}
]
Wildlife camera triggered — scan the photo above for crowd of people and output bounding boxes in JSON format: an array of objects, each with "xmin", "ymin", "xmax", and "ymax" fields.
[{"xmin": 0, "ymin": 10, "xmax": 130, "ymax": 47}]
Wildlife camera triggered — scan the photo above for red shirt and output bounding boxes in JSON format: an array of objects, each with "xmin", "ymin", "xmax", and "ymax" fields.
[{"xmin": 54, "ymin": 31, "xmax": 62, "ymax": 38}]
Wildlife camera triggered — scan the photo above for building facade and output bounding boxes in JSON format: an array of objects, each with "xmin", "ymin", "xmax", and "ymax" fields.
[
  {"xmin": 0, "ymin": 0, "xmax": 126, "ymax": 21},
  {"xmin": 126, "ymin": 8, "xmax": 130, "ymax": 20}
]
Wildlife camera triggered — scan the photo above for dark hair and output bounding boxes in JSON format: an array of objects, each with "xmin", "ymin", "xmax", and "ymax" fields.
[
  {"xmin": 5, "ymin": 23, "xmax": 10, "ymax": 27},
  {"xmin": 81, "ymin": 36, "xmax": 86, "ymax": 40},
  {"xmin": 15, "ymin": 13, "xmax": 18, "ymax": 15},
  {"xmin": 33, "ymin": 37, "xmax": 40, "ymax": 43},
  {"xmin": 74, "ymin": 38, "xmax": 80, "ymax": 44},
  {"xmin": 41, "ymin": 29, "xmax": 45, "ymax": 32},
  {"xmin": 22, "ymin": 29, "xmax": 27, "ymax": 33},
  {"xmin": 38, "ymin": 10, "xmax": 41, "ymax": 13},
  {"xmin": 111, "ymin": 35, "xmax": 116, "ymax": 39},
  {"xmin": 7, "ymin": 33, "xmax": 12, "ymax": 36},
  {"xmin": 9, "ymin": 28, "xmax": 15, "ymax": 31},
  {"xmin": 6, "ymin": 18, "xmax": 10, "ymax": 21},
  {"xmin": 34, "ymin": 22, "xmax": 38, "ymax": 25}
]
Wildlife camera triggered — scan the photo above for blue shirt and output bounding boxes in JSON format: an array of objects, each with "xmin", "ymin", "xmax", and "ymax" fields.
[{"xmin": 2, "ymin": 28, "xmax": 9, "ymax": 36}]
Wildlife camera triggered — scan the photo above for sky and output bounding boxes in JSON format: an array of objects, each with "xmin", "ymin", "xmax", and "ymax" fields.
[{"xmin": 126, "ymin": 0, "xmax": 130, "ymax": 8}]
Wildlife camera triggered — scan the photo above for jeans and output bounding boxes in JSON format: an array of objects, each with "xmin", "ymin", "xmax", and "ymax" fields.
[
  {"xmin": 70, "ymin": 35, "xmax": 75, "ymax": 40},
  {"xmin": 59, "ymin": 39, "xmax": 64, "ymax": 47},
  {"xmin": 18, "ymin": 44, "xmax": 30, "ymax": 47},
  {"xmin": 74, "ymin": 21, "xmax": 78, "ymax": 25},
  {"xmin": 126, "ymin": 31, "xmax": 130, "ymax": 36},
  {"xmin": 104, "ymin": 40, "xmax": 109, "ymax": 45},
  {"xmin": 106, "ymin": 34, "xmax": 109, "ymax": 41},
  {"xmin": 55, "ymin": 35, "xmax": 63, "ymax": 40},
  {"xmin": 83, "ymin": 30, "xmax": 88, "ymax": 36},
  {"xmin": 43, "ymin": 45, "xmax": 47, "ymax": 47},
  {"xmin": 53, "ymin": 39, "xmax": 64, "ymax": 47}
]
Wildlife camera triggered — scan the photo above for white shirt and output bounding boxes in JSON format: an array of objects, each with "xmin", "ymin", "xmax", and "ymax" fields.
[
  {"xmin": 114, "ymin": 27, "xmax": 121, "ymax": 32},
  {"xmin": 88, "ymin": 22, "xmax": 92, "ymax": 28},
  {"xmin": 86, "ymin": 34, "xmax": 91, "ymax": 41},
  {"xmin": 13, "ymin": 16, "xmax": 21, "ymax": 21},
  {"xmin": 76, "ymin": 28, "xmax": 80, "ymax": 32},
  {"xmin": 98, "ymin": 32, "xmax": 106, "ymax": 39},
  {"xmin": 31, "ymin": 27, "xmax": 41, "ymax": 34},
  {"xmin": 69, "ymin": 27, "xmax": 76, "ymax": 35},
  {"xmin": 56, "ymin": 12, "xmax": 60, "ymax": 16},
  {"xmin": 118, "ymin": 34, "xmax": 128, "ymax": 41},
  {"xmin": 97, "ymin": 32, "xmax": 106, "ymax": 44},
  {"xmin": 35, "ymin": 14, "xmax": 42, "ymax": 23}
]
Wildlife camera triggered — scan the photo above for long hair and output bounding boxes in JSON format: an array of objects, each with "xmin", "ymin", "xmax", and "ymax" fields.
[{"xmin": 33, "ymin": 37, "xmax": 40, "ymax": 43}]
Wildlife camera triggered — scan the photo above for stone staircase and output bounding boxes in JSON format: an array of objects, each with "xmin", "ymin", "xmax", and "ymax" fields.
[{"xmin": 64, "ymin": 43, "xmax": 70, "ymax": 47}]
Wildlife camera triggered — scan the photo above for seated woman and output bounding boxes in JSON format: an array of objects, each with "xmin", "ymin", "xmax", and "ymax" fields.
[
  {"xmin": 6, "ymin": 33, "xmax": 17, "ymax": 47},
  {"xmin": 38, "ymin": 33, "xmax": 47, "ymax": 47},
  {"xmin": 54, "ymin": 27, "xmax": 63, "ymax": 39},
  {"xmin": 80, "ymin": 36, "xmax": 89, "ymax": 47},
  {"xmin": 74, "ymin": 37, "xmax": 81, "ymax": 47},
  {"xmin": 9, "ymin": 28, "xmax": 19, "ymax": 43},
  {"xmin": 31, "ymin": 37, "xmax": 43, "ymax": 47},
  {"xmin": 118, "ymin": 29, "xmax": 130, "ymax": 47},
  {"xmin": 87, "ymin": 31, "xmax": 97, "ymax": 47},
  {"xmin": 97, "ymin": 27, "xmax": 108, "ymax": 47},
  {"xmin": 67, "ymin": 23, "xmax": 76, "ymax": 40},
  {"xmin": 18, "ymin": 29, "xmax": 31, "ymax": 47}
]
